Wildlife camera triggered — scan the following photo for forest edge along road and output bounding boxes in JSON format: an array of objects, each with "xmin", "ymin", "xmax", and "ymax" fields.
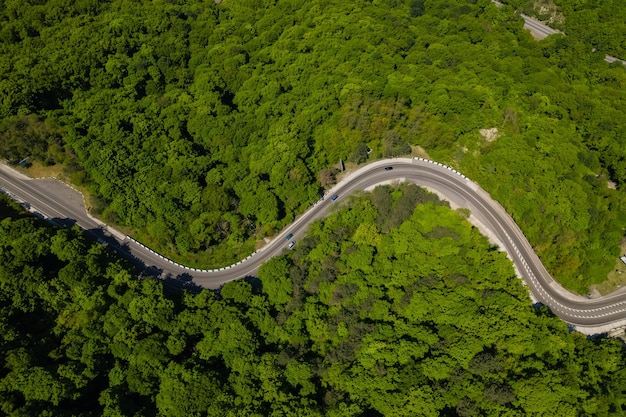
[
  {"xmin": 3, "ymin": 158, "xmax": 626, "ymax": 335},
  {"xmin": 492, "ymin": 0, "xmax": 625, "ymax": 64}
]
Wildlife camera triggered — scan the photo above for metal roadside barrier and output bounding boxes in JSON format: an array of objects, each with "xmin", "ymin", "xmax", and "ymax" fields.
[{"xmin": 125, "ymin": 236, "xmax": 261, "ymax": 274}]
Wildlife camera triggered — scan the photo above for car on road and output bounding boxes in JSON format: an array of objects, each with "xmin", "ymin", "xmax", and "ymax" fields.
[
  {"xmin": 285, "ymin": 233, "xmax": 293, "ymax": 241},
  {"xmin": 331, "ymin": 195, "xmax": 339, "ymax": 202},
  {"xmin": 288, "ymin": 241, "xmax": 296, "ymax": 249},
  {"xmin": 384, "ymin": 166, "xmax": 393, "ymax": 171}
]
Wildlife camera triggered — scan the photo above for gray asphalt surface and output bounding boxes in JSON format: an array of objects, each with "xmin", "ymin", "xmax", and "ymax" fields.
[
  {"xmin": 1, "ymin": 1, "xmax": 625, "ymax": 334},
  {"xmin": 3, "ymin": 159, "xmax": 626, "ymax": 332},
  {"xmin": 520, "ymin": 14, "xmax": 561, "ymax": 39},
  {"xmin": 493, "ymin": 0, "xmax": 624, "ymax": 65}
]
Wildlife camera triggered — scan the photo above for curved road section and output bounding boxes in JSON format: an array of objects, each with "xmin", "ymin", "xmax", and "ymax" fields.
[
  {"xmin": 492, "ymin": 0, "xmax": 624, "ymax": 65},
  {"xmin": 2, "ymin": 159, "xmax": 626, "ymax": 334}
]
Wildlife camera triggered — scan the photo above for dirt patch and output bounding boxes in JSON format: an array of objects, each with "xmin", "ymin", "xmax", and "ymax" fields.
[
  {"xmin": 411, "ymin": 145, "xmax": 431, "ymax": 159},
  {"xmin": 534, "ymin": 0, "xmax": 565, "ymax": 25},
  {"xmin": 589, "ymin": 238, "xmax": 626, "ymax": 296},
  {"xmin": 16, "ymin": 162, "xmax": 64, "ymax": 179},
  {"xmin": 479, "ymin": 128, "xmax": 500, "ymax": 142}
]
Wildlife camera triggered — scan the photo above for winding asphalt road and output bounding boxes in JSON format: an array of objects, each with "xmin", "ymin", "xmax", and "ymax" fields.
[
  {"xmin": 2, "ymin": 159, "xmax": 626, "ymax": 334},
  {"xmin": 493, "ymin": 0, "xmax": 625, "ymax": 65}
]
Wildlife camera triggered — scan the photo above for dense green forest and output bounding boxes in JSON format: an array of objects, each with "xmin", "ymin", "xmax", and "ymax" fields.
[
  {"xmin": 500, "ymin": 0, "xmax": 626, "ymax": 59},
  {"xmin": 1, "ymin": 0, "xmax": 626, "ymax": 292},
  {"xmin": 1, "ymin": 190, "xmax": 626, "ymax": 416}
]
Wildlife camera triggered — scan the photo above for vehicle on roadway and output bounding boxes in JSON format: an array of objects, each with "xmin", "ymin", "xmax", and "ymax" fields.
[
  {"xmin": 285, "ymin": 233, "xmax": 293, "ymax": 241},
  {"xmin": 331, "ymin": 195, "xmax": 339, "ymax": 202},
  {"xmin": 7, "ymin": 157, "xmax": 626, "ymax": 331},
  {"xmin": 384, "ymin": 166, "xmax": 393, "ymax": 171}
]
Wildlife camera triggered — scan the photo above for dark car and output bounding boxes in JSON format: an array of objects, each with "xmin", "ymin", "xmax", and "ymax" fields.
[
  {"xmin": 286, "ymin": 233, "xmax": 293, "ymax": 241},
  {"xmin": 331, "ymin": 195, "xmax": 339, "ymax": 202},
  {"xmin": 384, "ymin": 166, "xmax": 393, "ymax": 171}
]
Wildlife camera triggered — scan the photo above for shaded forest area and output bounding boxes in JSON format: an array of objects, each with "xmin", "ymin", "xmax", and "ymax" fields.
[
  {"xmin": 1, "ymin": 0, "xmax": 626, "ymax": 292},
  {"xmin": 1, "ymin": 190, "xmax": 625, "ymax": 416}
]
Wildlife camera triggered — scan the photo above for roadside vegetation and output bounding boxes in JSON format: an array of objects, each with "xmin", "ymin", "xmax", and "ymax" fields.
[
  {"xmin": 500, "ymin": 0, "xmax": 626, "ymax": 59},
  {"xmin": 1, "ymin": 0, "xmax": 626, "ymax": 292},
  {"xmin": 1, "ymin": 191, "xmax": 625, "ymax": 416}
]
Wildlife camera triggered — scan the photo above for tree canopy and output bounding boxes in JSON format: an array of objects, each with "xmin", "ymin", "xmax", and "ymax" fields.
[
  {"xmin": 0, "ymin": 0, "xmax": 625, "ymax": 292},
  {"xmin": 1, "ymin": 189, "xmax": 625, "ymax": 416},
  {"xmin": 501, "ymin": 0, "xmax": 626, "ymax": 59}
]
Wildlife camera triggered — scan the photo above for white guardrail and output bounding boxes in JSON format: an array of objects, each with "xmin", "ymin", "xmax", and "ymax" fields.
[
  {"xmin": 126, "ymin": 236, "xmax": 253, "ymax": 273},
  {"xmin": 124, "ymin": 157, "xmax": 470, "ymax": 273},
  {"xmin": 2, "ymin": 158, "xmax": 473, "ymax": 276}
]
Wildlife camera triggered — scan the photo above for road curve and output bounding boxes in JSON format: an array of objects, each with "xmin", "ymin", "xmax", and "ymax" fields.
[
  {"xmin": 2, "ymin": 159, "xmax": 626, "ymax": 333},
  {"xmin": 518, "ymin": 14, "xmax": 624, "ymax": 65},
  {"xmin": 491, "ymin": 0, "xmax": 560, "ymax": 40},
  {"xmin": 520, "ymin": 14, "xmax": 561, "ymax": 39},
  {"xmin": 492, "ymin": 0, "xmax": 625, "ymax": 65}
]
